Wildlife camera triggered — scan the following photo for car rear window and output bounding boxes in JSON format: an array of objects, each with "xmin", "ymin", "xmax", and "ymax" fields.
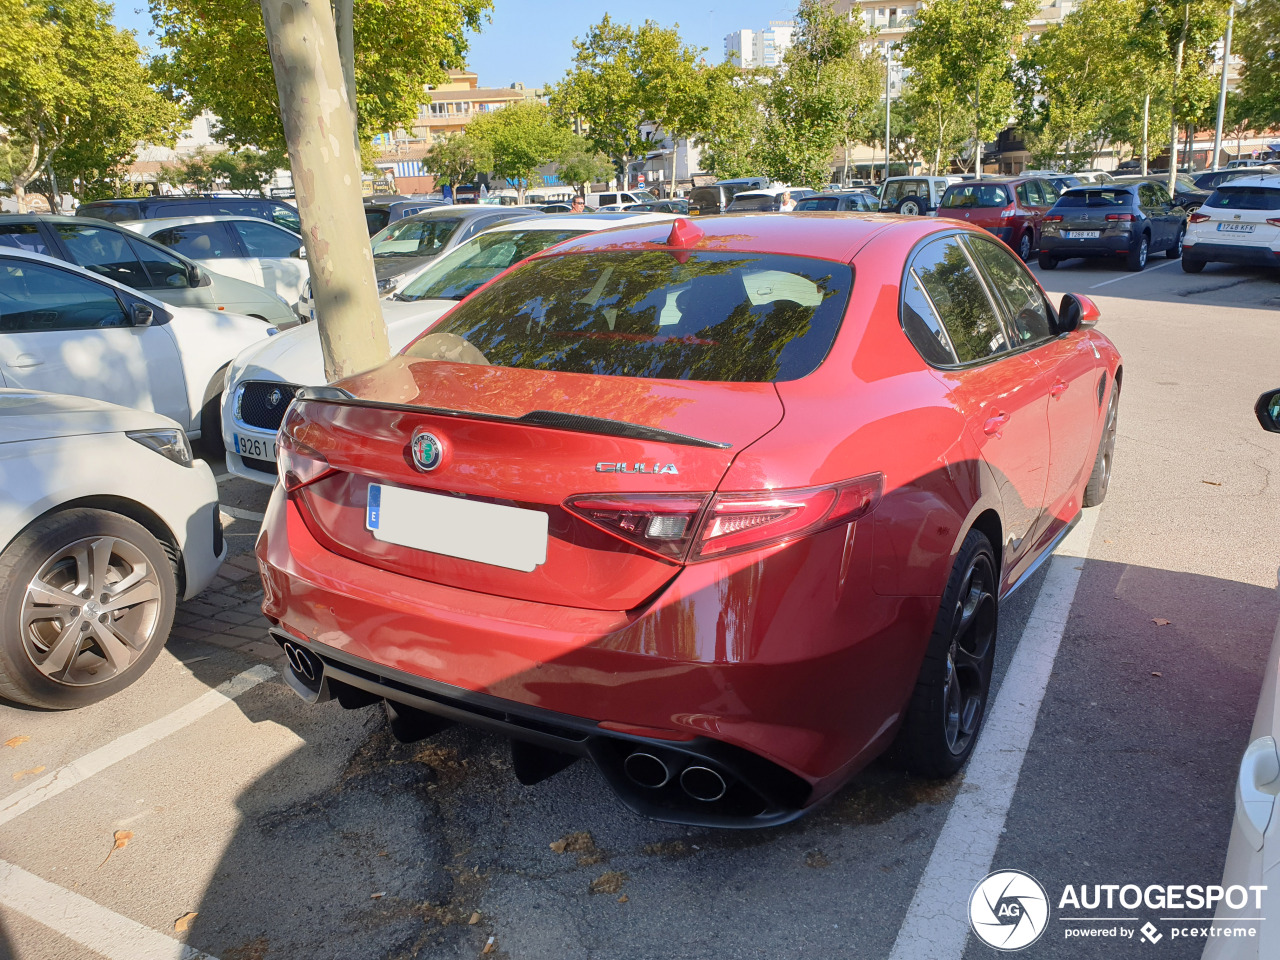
[
  {"xmin": 1204, "ymin": 185, "xmax": 1280, "ymax": 211},
  {"xmin": 941, "ymin": 184, "xmax": 1011, "ymax": 209},
  {"xmin": 76, "ymin": 202, "xmax": 139, "ymax": 222},
  {"xmin": 726, "ymin": 195, "xmax": 777, "ymax": 212},
  {"xmin": 407, "ymin": 250, "xmax": 853, "ymax": 382},
  {"xmin": 796, "ymin": 197, "xmax": 840, "ymax": 211},
  {"xmin": 1054, "ymin": 189, "xmax": 1134, "ymax": 207}
]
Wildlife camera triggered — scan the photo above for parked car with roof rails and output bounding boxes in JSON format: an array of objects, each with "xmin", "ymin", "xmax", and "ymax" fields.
[
  {"xmin": 0, "ymin": 214, "xmax": 296, "ymax": 328},
  {"xmin": 0, "ymin": 390, "xmax": 226, "ymax": 709},
  {"xmin": 1038, "ymin": 181, "xmax": 1186, "ymax": 271},
  {"xmin": 122, "ymin": 215, "xmax": 309, "ymax": 309},
  {"xmin": 687, "ymin": 177, "xmax": 772, "ymax": 216},
  {"xmin": 585, "ymin": 190, "xmax": 657, "ymax": 210},
  {"xmin": 78, "ymin": 195, "xmax": 300, "ymax": 233},
  {"xmin": 223, "ymin": 212, "xmax": 676, "ymax": 483},
  {"xmin": 363, "ymin": 198, "xmax": 445, "ymax": 236},
  {"xmin": 1108, "ymin": 173, "xmax": 1210, "ymax": 211},
  {"xmin": 1193, "ymin": 167, "xmax": 1279, "ymax": 192},
  {"xmin": 938, "ymin": 176, "xmax": 1060, "ymax": 261},
  {"xmin": 794, "ymin": 192, "xmax": 879, "ymax": 212},
  {"xmin": 1181, "ymin": 173, "xmax": 1280, "ymax": 273},
  {"xmin": 257, "ymin": 213, "xmax": 1121, "ymax": 827},
  {"xmin": 879, "ymin": 176, "xmax": 957, "ymax": 216},
  {"xmin": 0, "ymin": 248, "xmax": 271, "ymax": 451}
]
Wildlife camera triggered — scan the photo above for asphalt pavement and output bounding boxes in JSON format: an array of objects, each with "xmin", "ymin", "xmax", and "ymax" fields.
[{"xmin": 0, "ymin": 257, "xmax": 1278, "ymax": 960}]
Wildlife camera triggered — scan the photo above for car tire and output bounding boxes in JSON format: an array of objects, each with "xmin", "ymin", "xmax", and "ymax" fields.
[
  {"xmin": 1017, "ymin": 231, "xmax": 1033, "ymax": 261},
  {"xmin": 1126, "ymin": 233, "xmax": 1149, "ymax": 272},
  {"xmin": 1038, "ymin": 252, "xmax": 1057, "ymax": 270},
  {"xmin": 0, "ymin": 509, "xmax": 177, "ymax": 709},
  {"xmin": 1166, "ymin": 228, "xmax": 1184, "ymax": 259},
  {"xmin": 1082, "ymin": 381, "xmax": 1120, "ymax": 508},
  {"xmin": 891, "ymin": 529, "xmax": 998, "ymax": 779},
  {"xmin": 1181, "ymin": 256, "xmax": 1205, "ymax": 273},
  {"xmin": 896, "ymin": 197, "xmax": 923, "ymax": 216},
  {"xmin": 198, "ymin": 364, "xmax": 229, "ymax": 456}
]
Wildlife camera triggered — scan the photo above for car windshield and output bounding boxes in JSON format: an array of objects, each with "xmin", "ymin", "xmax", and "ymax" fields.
[
  {"xmin": 365, "ymin": 208, "xmax": 392, "ymax": 234},
  {"xmin": 941, "ymin": 184, "xmax": 1011, "ymax": 209},
  {"xmin": 796, "ymin": 198, "xmax": 840, "ymax": 211},
  {"xmin": 1055, "ymin": 189, "xmax": 1133, "ymax": 207},
  {"xmin": 371, "ymin": 217, "xmax": 463, "ymax": 258},
  {"xmin": 407, "ymin": 250, "xmax": 853, "ymax": 383},
  {"xmin": 396, "ymin": 229, "xmax": 587, "ymax": 302},
  {"xmin": 1204, "ymin": 185, "xmax": 1280, "ymax": 211},
  {"xmin": 631, "ymin": 190, "xmax": 658, "ymax": 202},
  {"xmin": 882, "ymin": 181, "xmax": 924, "ymax": 203}
]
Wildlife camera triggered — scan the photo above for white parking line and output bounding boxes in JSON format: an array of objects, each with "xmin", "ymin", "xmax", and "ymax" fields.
[
  {"xmin": 219, "ymin": 506, "xmax": 266, "ymax": 522},
  {"xmin": 1089, "ymin": 259, "xmax": 1176, "ymax": 289},
  {"xmin": 887, "ymin": 509, "xmax": 1099, "ymax": 960},
  {"xmin": 0, "ymin": 859, "xmax": 219, "ymax": 960},
  {"xmin": 0, "ymin": 665, "xmax": 273, "ymax": 827}
]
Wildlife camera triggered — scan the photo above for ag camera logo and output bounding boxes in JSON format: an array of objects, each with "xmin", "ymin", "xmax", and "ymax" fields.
[{"xmin": 969, "ymin": 870, "xmax": 1050, "ymax": 951}]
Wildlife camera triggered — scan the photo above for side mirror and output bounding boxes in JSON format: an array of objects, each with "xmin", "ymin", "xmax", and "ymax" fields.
[
  {"xmin": 130, "ymin": 303, "xmax": 154, "ymax": 327},
  {"xmin": 187, "ymin": 263, "xmax": 202, "ymax": 287},
  {"xmin": 1058, "ymin": 293, "xmax": 1101, "ymax": 333},
  {"xmin": 293, "ymin": 246, "xmax": 306, "ymax": 259},
  {"xmin": 1256, "ymin": 389, "xmax": 1280, "ymax": 433}
]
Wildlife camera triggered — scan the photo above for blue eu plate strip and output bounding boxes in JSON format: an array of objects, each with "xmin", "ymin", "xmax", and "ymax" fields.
[{"xmin": 367, "ymin": 483, "xmax": 382, "ymax": 529}]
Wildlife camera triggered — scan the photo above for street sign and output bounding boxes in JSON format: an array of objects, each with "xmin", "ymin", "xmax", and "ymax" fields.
[{"xmin": 637, "ymin": 173, "xmax": 646, "ymax": 186}]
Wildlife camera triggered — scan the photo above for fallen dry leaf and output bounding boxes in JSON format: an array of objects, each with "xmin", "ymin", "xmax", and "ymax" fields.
[
  {"xmin": 549, "ymin": 831, "xmax": 604, "ymax": 865},
  {"xmin": 1151, "ymin": 671, "xmax": 1163, "ymax": 677},
  {"xmin": 617, "ymin": 894, "xmax": 629, "ymax": 903},
  {"xmin": 99, "ymin": 830, "xmax": 133, "ymax": 867},
  {"xmin": 468, "ymin": 911, "xmax": 481, "ymax": 925},
  {"xmin": 589, "ymin": 871, "xmax": 627, "ymax": 895},
  {"xmin": 1152, "ymin": 618, "xmax": 1172, "ymax": 626},
  {"xmin": 3, "ymin": 736, "xmax": 29, "ymax": 749},
  {"xmin": 174, "ymin": 912, "xmax": 198, "ymax": 933},
  {"xmin": 370, "ymin": 892, "xmax": 385, "ymax": 900},
  {"xmin": 482, "ymin": 936, "xmax": 496, "ymax": 955},
  {"xmin": 12, "ymin": 765, "xmax": 45, "ymax": 781}
]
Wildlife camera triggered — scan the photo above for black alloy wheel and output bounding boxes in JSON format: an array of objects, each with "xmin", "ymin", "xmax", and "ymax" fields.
[
  {"xmin": 1126, "ymin": 233, "xmax": 1149, "ymax": 272},
  {"xmin": 1083, "ymin": 382, "xmax": 1120, "ymax": 507}
]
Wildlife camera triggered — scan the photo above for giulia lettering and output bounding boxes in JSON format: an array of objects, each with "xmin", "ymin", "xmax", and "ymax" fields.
[{"xmin": 594, "ymin": 462, "xmax": 680, "ymax": 475}]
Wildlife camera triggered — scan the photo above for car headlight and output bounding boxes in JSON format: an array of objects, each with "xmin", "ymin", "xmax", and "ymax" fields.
[{"xmin": 127, "ymin": 428, "xmax": 193, "ymax": 467}]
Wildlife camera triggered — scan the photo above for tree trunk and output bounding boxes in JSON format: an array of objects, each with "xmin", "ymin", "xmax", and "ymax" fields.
[
  {"xmin": 11, "ymin": 139, "xmax": 43, "ymax": 214},
  {"xmin": 260, "ymin": 0, "xmax": 389, "ymax": 383},
  {"xmin": 1141, "ymin": 92, "xmax": 1150, "ymax": 176}
]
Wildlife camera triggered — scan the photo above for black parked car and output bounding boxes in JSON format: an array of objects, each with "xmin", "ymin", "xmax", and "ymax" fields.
[
  {"xmin": 1038, "ymin": 182, "xmax": 1186, "ymax": 272},
  {"xmin": 362, "ymin": 198, "xmax": 445, "ymax": 236},
  {"xmin": 1192, "ymin": 167, "xmax": 1280, "ymax": 192},
  {"xmin": 1109, "ymin": 173, "xmax": 1209, "ymax": 212},
  {"xmin": 78, "ymin": 195, "xmax": 300, "ymax": 234}
]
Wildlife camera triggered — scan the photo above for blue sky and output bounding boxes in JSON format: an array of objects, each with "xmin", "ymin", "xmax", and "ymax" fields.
[{"xmin": 110, "ymin": 1, "xmax": 800, "ymax": 89}]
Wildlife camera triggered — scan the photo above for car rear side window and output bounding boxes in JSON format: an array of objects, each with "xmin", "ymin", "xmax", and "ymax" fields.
[
  {"xmin": 410, "ymin": 250, "xmax": 853, "ymax": 382},
  {"xmin": 909, "ymin": 236, "xmax": 1008, "ymax": 364},
  {"xmin": 232, "ymin": 219, "xmax": 300, "ymax": 258},
  {"xmin": 1204, "ymin": 186, "xmax": 1280, "ymax": 211},
  {"xmin": 964, "ymin": 237, "xmax": 1054, "ymax": 347},
  {"xmin": 0, "ymin": 259, "xmax": 128, "ymax": 330},
  {"xmin": 901, "ymin": 269, "xmax": 957, "ymax": 366},
  {"xmin": 0, "ymin": 223, "xmax": 48, "ymax": 255},
  {"xmin": 150, "ymin": 222, "xmax": 239, "ymax": 259}
]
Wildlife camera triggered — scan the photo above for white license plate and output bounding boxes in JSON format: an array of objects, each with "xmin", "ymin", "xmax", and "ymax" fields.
[
  {"xmin": 366, "ymin": 483, "xmax": 548, "ymax": 572},
  {"xmin": 234, "ymin": 433, "xmax": 277, "ymax": 461},
  {"xmin": 1064, "ymin": 230, "xmax": 1100, "ymax": 239},
  {"xmin": 1217, "ymin": 222, "xmax": 1256, "ymax": 233}
]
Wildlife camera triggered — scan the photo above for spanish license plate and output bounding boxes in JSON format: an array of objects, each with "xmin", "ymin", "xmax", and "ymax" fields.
[
  {"xmin": 1064, "ymin": 230, "xmax": 1100, "ymax": 239},
  {"xmin": 233, "ymin": 433, "xmax": 277, "ymax": 461},
  {"xmin": 1217, "ymin": 222, "xmax": 1256, "ymax": 233},
  {"xmin": 366, "ymin": 483, "xmax": 548, "ymax": 572}
]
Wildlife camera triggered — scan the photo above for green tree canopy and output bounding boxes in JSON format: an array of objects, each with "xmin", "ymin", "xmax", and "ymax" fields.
[
  {"xmin": 466, "ymin": 100, "xmax": 571, "ymax": 202},
  {"xmin": 1236, "ymin": 0, "xmax": 1280, "ymax": 130},
  {"xmin": 0, "ymin": 0, "xmax": 177, "ymax": 209},
  {"xmin": 149, "ymin": 0, "xmax": 491, "ymax": 152},
  {"xmin": 425, "ymin": 132, "xmax": 492, "ymax": 188}
]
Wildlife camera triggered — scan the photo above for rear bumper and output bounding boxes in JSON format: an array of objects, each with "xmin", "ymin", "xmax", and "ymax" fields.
[
  {"xmin": 1182, "ymin": 241, "xmax": 1280, "ymax": 267},
  {"xmin": 1040, "ymin": 234, "xmax": 1131, "ymax": 258},
  {"xmin": 255, "ymin": 485, "xmax": 937, "ymax": 825}
]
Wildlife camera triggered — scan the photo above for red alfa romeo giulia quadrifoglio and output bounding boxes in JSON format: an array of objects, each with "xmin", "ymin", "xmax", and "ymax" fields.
[{"xmin": 256, "ymin": 214, "xmax": 1121, "ymax": 827}]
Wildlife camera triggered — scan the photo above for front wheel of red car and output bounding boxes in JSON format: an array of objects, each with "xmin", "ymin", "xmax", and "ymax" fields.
[
  {"xmin": 892, "ymin": 530, "xmax": 998, "ymax": 779},
  {"xmin": 1017, "ymin": 231, "xmax": 1033, "ymax": 261}
]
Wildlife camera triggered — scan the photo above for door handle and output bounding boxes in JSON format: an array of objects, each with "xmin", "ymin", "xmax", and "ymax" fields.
[
  {"xmin": 1049, "ymin": 381, "xmax": 1068, "ymax": 399},
  {"xmin": 10, "ymin": 354, "xmax": 43, "ymax": 369},
  {"xmin": 983, "ymin": 412, "xmax": 1010, "ymax": 436}
]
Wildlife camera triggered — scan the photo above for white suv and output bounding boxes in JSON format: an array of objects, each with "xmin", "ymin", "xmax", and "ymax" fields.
[{"xmin": 1182, "ymin": 173, "xmax": 1280, "ymax": 273}]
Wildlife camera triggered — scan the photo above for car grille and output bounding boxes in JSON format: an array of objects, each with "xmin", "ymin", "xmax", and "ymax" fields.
[{"xmin": 237, "ymin": 381, "xmax": 299, "ymax": 431}]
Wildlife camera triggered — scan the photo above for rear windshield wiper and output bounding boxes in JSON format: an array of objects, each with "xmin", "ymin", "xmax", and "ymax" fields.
[{"xmin": 295, "ymin": 385, "xmax": 732, "ymax": 449}]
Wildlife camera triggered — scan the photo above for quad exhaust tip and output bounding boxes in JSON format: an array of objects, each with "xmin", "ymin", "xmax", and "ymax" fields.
[
  {"xmin": 623, "ymin": 752, "xmax": 671, "ymax": 789},
  {"xmin": 680, "ymin": 765, "xmax": 728, "ymax": 802},
  {"xmin": 623, "ymin": 752, "xmax": 729, "ymax": 802}
]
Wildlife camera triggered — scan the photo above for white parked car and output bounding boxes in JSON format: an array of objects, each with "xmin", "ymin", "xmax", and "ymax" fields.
[
  {"xmin": 1182, "ymin": 174, "xmax": 1280, "ymax": 274},
  {"xmin": 0, "ymin": 249, "xmax": 272, "ymax": 449},
  {"xmin": 584, "ymin": 189, "xmax": 658, "ymax": 209},
  {"xmin": 0, "ymin": 390, "xmax": 224, "ymax": 709},
  {"xmin": 1203, "ymin": 387, "xmax": 1280, "ymax": 958},
  {"xmin": 221, "ymin": 212, "xmax": 676, "ymax": 483},
  {"xmin": 123, "ymin": 215, "xmax": 310, "ymax": 309}
]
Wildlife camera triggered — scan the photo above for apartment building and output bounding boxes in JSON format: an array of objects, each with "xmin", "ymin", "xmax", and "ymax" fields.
[{"xmin": 723, "ymin": 21, "xmax": 797, "ymax": 68}]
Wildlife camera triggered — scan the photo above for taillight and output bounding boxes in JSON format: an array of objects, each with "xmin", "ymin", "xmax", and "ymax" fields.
[
  {"xmin": 278, "ymin": 405, "xmax": 334, "ymax": 491},
  {"xmin": 565, "ymin": 474, "xmax": 883, "ymax": 563},
  {"xmin": 1105, "ymin": 213, "xmax": 1135, "ymax": 221},
  {"xmin": 999, "ymin": 206, "xmax": 1016, "ymax": 219},
  {"xmin": 1267, "ymin": 218, "xmax": 1280, "ymax": 228},
  {"xmin": 1190, "ymin": 212, "xmax": 1211, "ymax": 223},
  {"xmin": 1043, "ymin": 215, "xmax": 1063, "ymax": 223}
]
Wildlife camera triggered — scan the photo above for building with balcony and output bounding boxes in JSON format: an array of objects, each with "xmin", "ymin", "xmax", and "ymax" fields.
[{"xmin": 723, "ymin": 21, "xmax": 797, "ymax": 68}]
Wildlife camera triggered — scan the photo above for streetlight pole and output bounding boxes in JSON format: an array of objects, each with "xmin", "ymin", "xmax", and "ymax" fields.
[
  {"xmin": 884, "ymin": 46, "xmax": 892, "ymax": 184},
  {"xmin": 1211, "ymin": 0, "xmax": 1235, "ymax": 171}
]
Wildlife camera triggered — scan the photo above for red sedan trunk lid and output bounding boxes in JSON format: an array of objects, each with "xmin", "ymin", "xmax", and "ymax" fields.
[{"xmin": 290, "ymin": 357, "xmax": 783, "ymax": 611}]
